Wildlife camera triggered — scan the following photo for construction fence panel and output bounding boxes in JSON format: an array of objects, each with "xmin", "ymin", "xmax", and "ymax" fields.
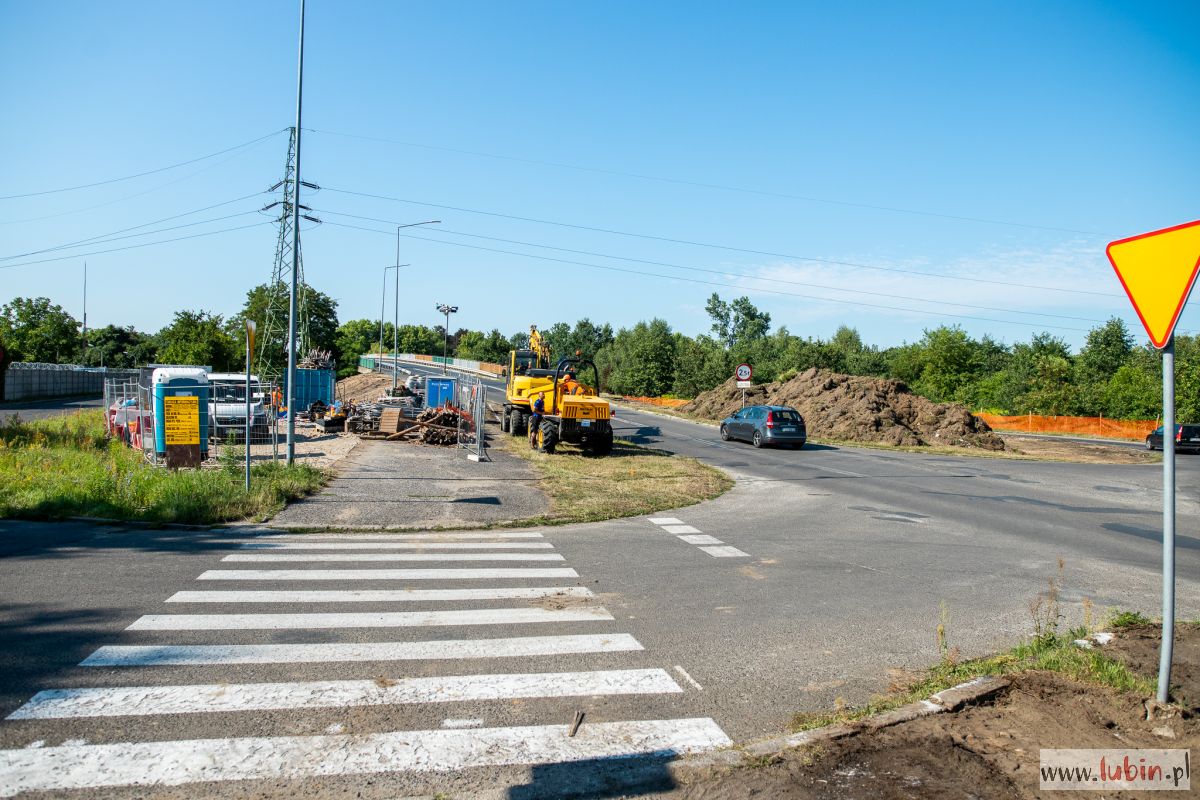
[
  {"xmin": 976, "ymin": 413, "xmax": 1159, "ymax": 441},
  {"xmin": 455, "ymin": 376, "xmax": 489, "ymax": 461}
]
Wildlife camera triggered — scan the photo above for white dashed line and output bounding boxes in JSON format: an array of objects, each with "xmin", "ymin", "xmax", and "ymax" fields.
[
  {"xmin": 677, "ymin": 535, "xmax": 723, "ymax": 545},
  {"xmin": 646, "ymin": 517, "xmax": 683, "ymax": 526},
  {"xmin": 674, "ymin": 665, "xmax": 704, "ymax": 691},
  {"xmin": 698, "ymin": 546, "xmax": 749, "ymax": 558},
  {"xmin": 661, "ymin": 525, "xmax": 701, "ymax": 534}
]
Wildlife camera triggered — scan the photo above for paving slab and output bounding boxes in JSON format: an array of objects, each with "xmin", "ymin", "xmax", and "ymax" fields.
[{"xmin": 269, "ymin": 438, "xmax": 549, "ymax": 529}]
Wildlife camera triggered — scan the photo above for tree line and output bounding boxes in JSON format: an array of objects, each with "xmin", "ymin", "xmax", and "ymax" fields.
[{"xmin": 3, "ymin": 290, "xmax": 1193, "ymax": 421}]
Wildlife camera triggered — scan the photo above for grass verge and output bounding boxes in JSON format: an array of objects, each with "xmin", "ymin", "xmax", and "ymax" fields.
[
  {"xmin": 498, "ymin": 433, "xmax": 733, "ymax": 524},
  {"xmin": 0, "ymin": 411, "xmax": 327, "ymax": 525},
  {"xmin": 789, "ymin": 630, "xmax": 1157, "ymax": 733}
]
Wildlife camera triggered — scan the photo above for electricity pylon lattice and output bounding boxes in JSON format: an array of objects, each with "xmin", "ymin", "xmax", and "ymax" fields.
[{"xmin": 257, "ymin": 126, "xmax": 313, "ymax": 381}]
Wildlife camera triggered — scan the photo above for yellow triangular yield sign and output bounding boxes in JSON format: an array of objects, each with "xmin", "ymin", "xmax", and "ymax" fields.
[{"xmin": 1107, "ymin": 220, "xmax": 1200, "ymax": 349}]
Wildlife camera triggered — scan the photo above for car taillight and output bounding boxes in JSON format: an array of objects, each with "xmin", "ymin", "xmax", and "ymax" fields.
[
  {"xmin": 766, "ymin": 412, "xmax": 775, "ymax": 429},
  {"xmin": 1177, "ymin": 428, "xmax": 1183, "ymax": 441}
]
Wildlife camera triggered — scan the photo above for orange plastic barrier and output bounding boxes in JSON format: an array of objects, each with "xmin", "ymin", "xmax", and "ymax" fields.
[
  {"xmin": 621, "ymin": 396, "xmax": 690, "ymax": 408},
  {"xmin": 977, "ymin": 413, "xmax": 1158, "ymax": 440}
]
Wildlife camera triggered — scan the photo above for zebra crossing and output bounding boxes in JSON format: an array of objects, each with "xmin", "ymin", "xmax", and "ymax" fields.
[{"xmin": 0, "ymin": 529, "xmax": 730, "ymax": 797}]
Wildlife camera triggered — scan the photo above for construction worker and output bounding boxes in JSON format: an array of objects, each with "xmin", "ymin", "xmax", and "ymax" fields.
[
  {"xmin": 562, "ymin": 370, "xmax": 582, "ymax": 396},
  {"xmin": 529, "ymin": 392, "xmax": 546, "ymax": 449}
]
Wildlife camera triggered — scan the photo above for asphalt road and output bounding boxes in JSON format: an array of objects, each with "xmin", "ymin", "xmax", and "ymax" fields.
[
  {"xmin": 1, "ymin": 362, "xmax": 1197, "ymax": 797},
  {"xmin": 0, "ymin": 395, "xmax": 104, "ymax": 420}
]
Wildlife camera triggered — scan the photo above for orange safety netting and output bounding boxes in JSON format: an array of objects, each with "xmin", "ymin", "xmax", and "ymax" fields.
[
  {"xmin": 621, "ymin": 396, "xmax": 691, "ymax": 408},
  {"xmin": 976, "ymin": 413, "xmax": 1158, "ymax": 440}
]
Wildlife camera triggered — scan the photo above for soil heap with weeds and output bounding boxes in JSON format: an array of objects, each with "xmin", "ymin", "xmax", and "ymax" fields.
[
  {"xmin": 336, "ymin": 372, "xmax": 395, "ymax": 404},
  {"xmin": 682, "ymin": 368, "xmax": 1004, "ymax": 450}
]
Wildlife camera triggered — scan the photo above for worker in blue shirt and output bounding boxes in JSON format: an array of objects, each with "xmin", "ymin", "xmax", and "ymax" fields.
[{"xmin": 529, "ymin": 392, "xmax": 546, "ymax": 449}]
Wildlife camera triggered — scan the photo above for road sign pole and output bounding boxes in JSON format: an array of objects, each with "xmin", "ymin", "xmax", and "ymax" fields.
[{"xmin": 1159, "ymin": 337, "xmax": 1176, "ymax": 703}]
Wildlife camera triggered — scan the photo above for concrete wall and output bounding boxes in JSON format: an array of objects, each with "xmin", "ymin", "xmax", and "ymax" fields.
[{"xmin": 2, "ymin": 363, "xmax": 139, "ymax": 402}]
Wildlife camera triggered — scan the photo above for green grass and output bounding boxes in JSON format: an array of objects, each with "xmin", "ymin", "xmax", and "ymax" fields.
[
  {"xmin": 789, "ymin": 634, "xmax": 1156, "ymax": 732},
  {"xmin": 1108, "ymin": 609, "xmax": 1153, "ymax": 629},
  {"xmin": 0, "ymin": 411, "xmax": 326, "ymax": 525},
  {"xmin": 499, "ymin": 434, "xmax": 733, "ymax": 525}
]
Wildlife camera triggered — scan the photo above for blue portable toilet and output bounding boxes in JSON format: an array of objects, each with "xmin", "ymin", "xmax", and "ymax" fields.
[
  {"xmin": 152, "ymin": 367, "xmax": 209, "ymax": 459},
  {"xmin": 426, "ymin": 377, "xmax": 457, "ymax": 408}
]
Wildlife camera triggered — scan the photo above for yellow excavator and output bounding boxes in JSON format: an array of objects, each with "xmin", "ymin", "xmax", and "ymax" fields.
[{"xmin": 501, "ymin": 325, "xmax": 614, "ymax": 455}]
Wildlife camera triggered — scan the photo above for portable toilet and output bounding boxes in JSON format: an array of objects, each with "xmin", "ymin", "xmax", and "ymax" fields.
[
  {"xmin": 151, "ymin": 367, "xmax": 209, "ymax": 462},
  {"xmin": 425, "ymin": 377, "xmax": 457, "ymax": 408}
]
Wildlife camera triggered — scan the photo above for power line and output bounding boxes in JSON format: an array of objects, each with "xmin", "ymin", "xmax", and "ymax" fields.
[
  {"xmin": 314, "ymin": 208, "xmax": 1107, "ymax": 325},
  {"xmin": 321, "ymin": 186, "xmax": 1121, "ymax": 299},
  {"xmin": 307, "ymin": 128, "xmax": 1098, "ymax": 236},
  {"xmin": 0, "ymin": 221, "xmax": 273, "ymax": 271},
  {"xmin": 0, "ymin": 129, "xmax": 287, "ymax": 201},
  {"xmin": 0, "ymin": 192, "xmax": 266, "ymax": 261},
  {"xmin": 321, "ymin": 219, "xmax": 1095, "ymax": 333}
]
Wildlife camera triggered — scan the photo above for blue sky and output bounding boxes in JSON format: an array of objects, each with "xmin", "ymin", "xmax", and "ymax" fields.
[{"xmin": 2, "ymin": 0, "xmax": 1198, "ymax": 350}]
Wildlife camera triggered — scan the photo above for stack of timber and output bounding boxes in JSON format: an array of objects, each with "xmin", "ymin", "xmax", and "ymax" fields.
[{"xmin": 363, "ymin": 406, "xmax": 461, "ymax": 446}]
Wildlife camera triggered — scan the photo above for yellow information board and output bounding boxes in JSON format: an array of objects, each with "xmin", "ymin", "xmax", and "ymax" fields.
[{"xmin": 163, "ymin": 395, "xmax": 200, "ymax": 446}]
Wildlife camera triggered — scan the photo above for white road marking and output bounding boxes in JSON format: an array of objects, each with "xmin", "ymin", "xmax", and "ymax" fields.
[
  {"xmin": 221, "ymin": 553, "xmax": 566, "ymax": 563},
  {"xmin": 9, "ymin": 669, "xmax": 681, "ymax": 719},
  {"xmin": 81, "ymin": 633, "xmax": 644, "ymax": 666},
  {"xmin": 698, "ymin": 545, "xmax": 749, "ymax": 558},
  {"xmin": 125, "ymin": 606, "xmax": 614, "ymax": 631},
  {"xmin": 646, "ymin": 517, "xmax": 683, "ymax": 526},
  {"xmin": 166, "ymin": 587, "xmax": 593, "ymax": 604},
  {"xmin": 197, "ymin": 568, "xmax": 580, "ymax": 581},
  {"xmin": 674, "ymin": 665, "xmax": 704, "ymax": 691},
  {"xmin": 677, "ymin": 535, "xmax": 723, "ymax": 545},
  {"xmin": 238, "ymin": 541, "xmax": 554, "ymax": 550},
  {"xmin": 662, "ymin": 525, "xmax": 701, "ymax": 534},
  {"xmin": 255, "ymin": 531, "xmax": 543, "ymax": 540},
  {"xmin": 0, "ymin": 718, "xmax": 732, "ymax": 796}
]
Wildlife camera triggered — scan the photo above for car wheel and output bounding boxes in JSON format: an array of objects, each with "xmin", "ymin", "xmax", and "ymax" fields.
[
  {"xmin": 752, "ymin": 430, "xmax": 764, "ymax": 448},
  {"xmin": 1146, "ymin": 438, "xmax": 1154, "ymax": 450},
  {"xmin": 720, "ymin": 425, "xmax": 730, "ymax": 441}
]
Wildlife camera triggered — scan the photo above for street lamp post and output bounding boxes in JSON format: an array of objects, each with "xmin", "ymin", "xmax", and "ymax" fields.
[
  {"xmin": 436, "ymin": 303, "xmax": 458, "ymax": 374},
  {"xmin": 377, "ymin": 220, "xmax": 440, "ymax": 393}
]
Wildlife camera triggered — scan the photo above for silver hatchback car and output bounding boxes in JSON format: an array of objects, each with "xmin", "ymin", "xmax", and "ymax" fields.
[{"xmin": 720, "ymin": 405, "xmax": 807, "ymax": 448}]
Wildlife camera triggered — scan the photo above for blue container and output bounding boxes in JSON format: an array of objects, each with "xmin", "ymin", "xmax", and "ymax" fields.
[
  {"xmin": 426, "ymin": 377, "xmax": 457, "ymax": 409},
  {"xmin": 151, "ymin": 367, "xmax": 209, "ymax": 458},
  {"xmin": 289, "ymin": 368, "xmax": 335, "ymax": 411}
]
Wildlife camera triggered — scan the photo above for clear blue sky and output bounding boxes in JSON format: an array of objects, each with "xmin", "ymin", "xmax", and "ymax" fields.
[{"xmin": 2, "ymin": 0, "xmax": 1198, "ymax": 351}]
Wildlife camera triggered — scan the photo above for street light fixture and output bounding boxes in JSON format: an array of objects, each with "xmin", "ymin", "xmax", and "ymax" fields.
[
  {"xmin": 436, "ymin": 303, "xmax": 458, "ymax": 374},
  {"xmin": 377, "ymin": 219, "xmax": 440, "ymax": 394}
]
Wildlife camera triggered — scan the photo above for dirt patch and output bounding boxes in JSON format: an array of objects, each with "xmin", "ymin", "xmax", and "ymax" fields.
[
  {"xmin": 1003, "ymin": 435, "xmax": 1161, "ymax": 465},
  {"xmin": 682, "ymin": 369, "xmax": 1004, "ymax": 450},
  {"xmin": 677, "ymin": 625, "xmax": 1200, "ymax": 799},
  {"xmin": 335, "ymin": 372, "xmax": 396, "ymax": 404},
  {"xmin": 1103, "ymin": 622, "xmax": 1200, "ymax": 710}
]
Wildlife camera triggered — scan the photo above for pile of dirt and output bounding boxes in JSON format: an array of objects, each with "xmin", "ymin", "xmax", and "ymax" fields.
[
  {"xmin": 682, "ymin": 368, "xmax": 1004, "ymax": 450},
  {"xmin": 336, "ymin": 372, "xmax": 394, "ymax": 404}
]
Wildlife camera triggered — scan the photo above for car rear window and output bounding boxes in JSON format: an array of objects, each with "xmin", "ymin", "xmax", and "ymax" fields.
[
  {"xmin": 1182, "ymin": 425, "xmax": 1200, "ymax": 438},
  {"xmin": 773, "ymin": 410, "xmax": 802, "ymax": 423}
]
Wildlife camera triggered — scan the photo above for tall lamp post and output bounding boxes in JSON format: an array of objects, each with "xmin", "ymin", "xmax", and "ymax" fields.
[
  {"xmin": 381, "ymin": 220, "xmax": 440, "ymax": 393},
  {"xmin": 436, "ymin": 303, "xmax": 458, "ymax": 373}
]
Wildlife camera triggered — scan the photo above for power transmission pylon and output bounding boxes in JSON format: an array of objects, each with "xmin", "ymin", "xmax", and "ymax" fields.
[{"xmin": 258, "ymin": 126, "xmax": 320, "ymax": 381}]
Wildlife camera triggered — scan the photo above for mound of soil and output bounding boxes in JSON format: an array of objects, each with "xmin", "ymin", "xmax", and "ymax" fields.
[
  {"xmin": 336, "ymin": 372, "xmax": 394, "ymax": 404},
  {"xmin": 682, "ymin": 368, "xmax": 1004, "ymax": 450}
]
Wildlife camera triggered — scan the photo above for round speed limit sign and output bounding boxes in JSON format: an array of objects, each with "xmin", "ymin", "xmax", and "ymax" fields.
[{"xmin": 735, "ymin": 363, "xmax": 752, "ymax": 382}]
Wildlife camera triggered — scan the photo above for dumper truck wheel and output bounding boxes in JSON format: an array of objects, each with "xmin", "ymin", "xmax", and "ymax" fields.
[
  {"xmin": 500, "ymin": 408, "xmax": 511, "ymax": 433},
  {"xmin": 510, "ymin": 408, "xmax": 526, "ymax": 435},
  {"xmin": 591, "ymin": 427, "xmax": 613, "ymax": 456},
  {"xmin": 539, "ymin": 419, "xmax": 559, "ymax": 454}
]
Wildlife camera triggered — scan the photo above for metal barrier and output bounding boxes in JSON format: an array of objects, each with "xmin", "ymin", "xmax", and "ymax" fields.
[
  {"xmin": 456, "ymin": 377, "xmax": 490, "ymax": 462},
  {"xmin": 105, "ymin": 375, "xmax": 285, "ymax": 468}
]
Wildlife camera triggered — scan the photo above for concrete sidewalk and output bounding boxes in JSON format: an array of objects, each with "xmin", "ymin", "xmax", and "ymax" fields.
[{"xmin": 269, "ymin": 438, "xmax": 549, "ymax": 529}]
